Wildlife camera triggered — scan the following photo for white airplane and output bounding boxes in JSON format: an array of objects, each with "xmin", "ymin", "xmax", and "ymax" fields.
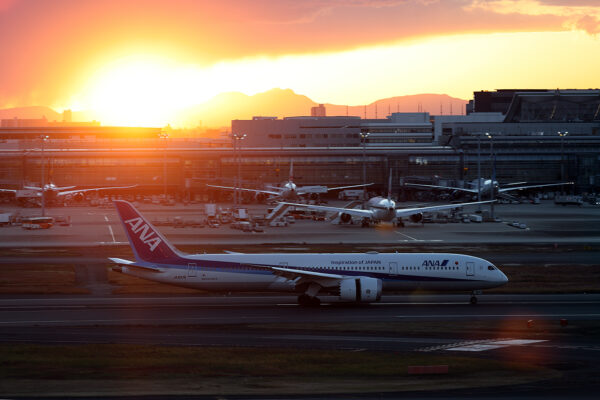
[
  {"xmin": 405, "ymin": 178, "xmax": 573, "ymax": 201},
  {"xmin": 280, "ymin": 173, "xmax": 494, "ymax": 227},
  {"xmin": 0, "ymin": 182, "xmax": 137, "ymax": 204},
  {"xmin": 207, "ymin": 161, "xmax": 371, "ymax": 201},
  {"xmin": 109, "ymin": 200, "xmax": 507, "ymax": 305}
]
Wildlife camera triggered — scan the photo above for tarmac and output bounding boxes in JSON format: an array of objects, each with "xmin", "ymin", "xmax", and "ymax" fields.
[{"xmin": 0, "ymin": 200, "xmax": 599, "ymax": 247}]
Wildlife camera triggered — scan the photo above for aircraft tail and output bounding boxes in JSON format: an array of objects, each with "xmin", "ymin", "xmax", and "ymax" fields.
[
  {"xmin": 387, "ymin": 168, "xmax": 393, "ymax": 201},
  {"xmin": 113, "ymin": 200, "xmax": 186, "ymax": 264}
]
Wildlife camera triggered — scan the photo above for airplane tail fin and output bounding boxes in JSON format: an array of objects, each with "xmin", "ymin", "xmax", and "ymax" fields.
[
  {"xmin": 289, "ymin": 160, "xmax": 294, "ymax": 182},
  {"xmin": 113, "ymin": 200, "xmax": 186, "ymax": 264},
  {"xmin": 387, "ymin": 168, "xmax": 393, "ymax": 201}
]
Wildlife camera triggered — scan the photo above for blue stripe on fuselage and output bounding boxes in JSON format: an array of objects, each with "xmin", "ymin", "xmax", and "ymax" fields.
[{"xmin": 157, "ymin": 258, "xmax": 479, "ymax": 282}]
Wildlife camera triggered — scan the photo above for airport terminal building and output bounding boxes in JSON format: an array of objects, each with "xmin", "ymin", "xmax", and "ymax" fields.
[{"xmin": 0, "ymin": 89, "xmax": 599, "ymax": 201}]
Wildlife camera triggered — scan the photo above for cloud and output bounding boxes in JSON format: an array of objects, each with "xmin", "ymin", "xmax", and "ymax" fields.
[
  {"xmin": 466, "ymin": 0, "xmax": 600, "ymax": 34},
  {"xmin": 0, "ymin": 0, "xmax": 595, "ymax": 108},
  {"xmin": 574, "ymin": 15, "xmax": 600, "ymax": 35}
]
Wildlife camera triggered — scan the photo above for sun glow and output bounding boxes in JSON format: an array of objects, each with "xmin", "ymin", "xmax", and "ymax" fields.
[
  {"xmin": 79, "ymin": 56, "xmax": 201, "ymax": 127},
  {"xmin": 74, "ymin": 29, "xmax": 600, "ymax": 128}
]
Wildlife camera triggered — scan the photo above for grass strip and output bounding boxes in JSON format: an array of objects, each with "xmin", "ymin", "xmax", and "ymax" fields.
[{"xmin": 0, "ymin": 344, "xmax": 557, "ymax": 396}]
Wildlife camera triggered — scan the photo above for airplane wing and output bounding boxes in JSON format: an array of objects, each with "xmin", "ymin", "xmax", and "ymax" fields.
[
  {"xmin": 325, "ymin": 183, "xmax": 374, "ymax": 192},
  {"xmin": 404, "ymin": 183, "xmax": 478, "ymax": 194},
  {"xmin": 0, "ymin": 188, "xmax": 17, "ymax": 194},
  {"xmin": 57, "ymin": 184, "xmax": 138, "ymax": 197},
  {"xmin": 394, "ymin": 200, "xmax": 495, "ymax": 218},
  {"xmin": 252, "ymin": 265, "xmax": 345, "ymax": 289},
  {"xmin": 296, "ymin": 185, "xmax": 328, "ymax": 195},
  {"xmin": 206, "ymin": 184, "xmax": 282, "ymax": 197},
  {"xmin": 499, "ymin": 182, "xmax": 573, "ymax": 193},
  {"xmin": 278, "ymin": 202, "xmax": 374, "ymax": 218},
  {"xmin": 296, "ymin": 183, "xmax": 374, "ymax": 195},
  {"xmin": 108, "ymin": 257, "xmax": 164, "ymax": 273}
]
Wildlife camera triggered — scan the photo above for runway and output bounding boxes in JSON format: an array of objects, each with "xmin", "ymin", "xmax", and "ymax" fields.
[
  {"xmin": 1, "ymin": 201, "xmax": 599, "ymax": 398},
  {"xmin": 2, "ymin": 296, "xmax": 599, "ymax": 398},
  {"xmin": 1, "ymin": 294, "xmax": 599, "ymax": 329}
]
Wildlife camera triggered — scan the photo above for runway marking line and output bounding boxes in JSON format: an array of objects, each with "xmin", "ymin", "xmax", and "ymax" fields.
[
  {"xmin": 108, "ymin": 225, "xmax": 116, "ymax": 243},
  {"xmin": 419, "ymin": 338, "xmax": 547, "ymax": 352},
  {"xmin": 395, "ymin": 231, "xmax": 418, "ymax": 241}
]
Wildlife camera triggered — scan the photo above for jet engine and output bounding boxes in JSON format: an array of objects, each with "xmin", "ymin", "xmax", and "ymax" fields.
[
  {"xmin": 339, "ymin": 213, "xmax": 352, "ymax": 223},
  {"xmin": 409, "ymin": 213, "xmax": 423, "ymax": 223},
  {"xmin": 255, "ymin": 193, "xmax": 267, "ymax": 203},
  {"xmin": 338, "ymin": 277, "xmax": 382, "ymax": 303},
  {"xmin": 72, "ymin": 192, "xmax": 85, "ymax": 202}
]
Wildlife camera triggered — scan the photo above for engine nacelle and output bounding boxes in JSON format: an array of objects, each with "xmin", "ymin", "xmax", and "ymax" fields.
[
  {"xmin": 72, "ymin": 192, "xmax": 85, "ymax": 202},
  {"xmin": 255, "ymin": 192, "xmax": 267, "ymax": 202},
  {"xmin": 339, "ymin": 277, "xmax": 382, "ymax": 303},
  {"xmin": 409, "ymin": 213, "xmax": 423, "ymax": 223},
  {"xmin": 309, "ymin": 193, "xmax": 319, "ymax": 200},
  {"xmin": 339, "ymin": 213, "xmax": 352, "ymax": 223}
]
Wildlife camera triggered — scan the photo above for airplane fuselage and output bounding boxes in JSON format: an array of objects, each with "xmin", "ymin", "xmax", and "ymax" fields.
[
  {"xmin": 469, "ymin": 179, "xmax": 499, "ymax": 197},
  {"xmin": 365, "ymin": 197, "xmax": 397, "ymax": 222},
  {"xmin": 116, "ymin": 252, "xmax": 507, "ymax": 293}
]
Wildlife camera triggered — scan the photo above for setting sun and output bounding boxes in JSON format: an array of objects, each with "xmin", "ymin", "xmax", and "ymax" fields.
[{"xmin": 2, "ymin": 0, "xmax": 599, "ymax": 127}]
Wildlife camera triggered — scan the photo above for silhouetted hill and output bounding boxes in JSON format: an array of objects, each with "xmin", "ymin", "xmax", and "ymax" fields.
[
  {"xmin": 178, "ymin": 88, "xmax": 316, "ymax": 127},
  {"xmin": 0, "ymin": 106, "xmax": 61, "ymax": 121},
  {"xmin": 0, "ymin": 90, "xmax": 468, "ymax": 128},
  {"xmin": 181, "ymin": 89, "xmax": 468, "ymax": 127},
  {"xmin": 326, "ymin": 94, "xmax": 468, "ymax": 118}
]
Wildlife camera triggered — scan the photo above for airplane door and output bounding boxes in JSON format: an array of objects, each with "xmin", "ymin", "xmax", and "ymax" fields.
[
  {"xmin": 389, "ymin": 262, "xmax": 398, "ymax": 275},
  {"xmin": 466, "ymin": 262, "xmax": 474, "ymax": 276},
  {"xmin": 187, "ymin": 263, "xmax": 197, "ymax": 277}
]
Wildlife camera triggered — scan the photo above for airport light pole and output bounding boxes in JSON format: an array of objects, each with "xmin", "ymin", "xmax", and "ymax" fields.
[
  {"xmin": 558, "ymin": 131, "xmax": 568, "ymax": 194},
  {"xmin": 39, "ymin": 135, "xmax": 49, "ymax": 217},
  {"xmin": 158, "ymin": 132, "xmax": 169, "ymax": 201},
  {"xmin": 477, "ymin": 134, "xmax": 482, "ymax": 211},
  {"xmin": 360, "ymin": 131, "xmax": 370, "ymax": 207},
  {"xmin": 485, "ymin": 132, "xmax": 495, "ymax": 220},
  {"xmin": 232, "ymin": 133, "xmax": 246, "ymax": 208}
]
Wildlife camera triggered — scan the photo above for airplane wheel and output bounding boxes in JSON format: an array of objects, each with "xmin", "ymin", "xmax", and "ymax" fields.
[
  {"xmin": 298, "ymin": 294, "xmax": 321, "ymax": 306},
  {"xmin": 470, "ymin": 295, "xmax": 478, "ymax": 305},
  {"xmin": 297, "ymin": 294, "xmax": 310, "ymax": 306}
]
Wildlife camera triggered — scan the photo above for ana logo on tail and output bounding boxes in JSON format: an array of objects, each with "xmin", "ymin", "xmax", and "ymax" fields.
[{"xmin": 124, "ymin": 217, "xmax": 162, "ymax": 252}]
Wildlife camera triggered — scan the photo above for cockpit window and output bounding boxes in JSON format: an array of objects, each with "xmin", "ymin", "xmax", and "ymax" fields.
[{"xmin": 488, "ymin": 265, "xmax": 496, "ymax": 271}]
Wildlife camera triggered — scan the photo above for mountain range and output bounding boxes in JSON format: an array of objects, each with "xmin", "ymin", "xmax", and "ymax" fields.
[{"xmin": 1, "ymin": 89, "xmax": 468, "ymax": 128}]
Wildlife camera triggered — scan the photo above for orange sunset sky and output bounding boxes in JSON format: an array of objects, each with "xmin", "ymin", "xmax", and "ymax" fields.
[{"xmin": 1, "ymin": 0, "xmax": 599, "ymax": 127}]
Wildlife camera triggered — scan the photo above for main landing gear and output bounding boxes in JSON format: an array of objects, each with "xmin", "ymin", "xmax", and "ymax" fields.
[{"xmin": 297, "ymin": 294, "xmax": 321, "ymax": 306}]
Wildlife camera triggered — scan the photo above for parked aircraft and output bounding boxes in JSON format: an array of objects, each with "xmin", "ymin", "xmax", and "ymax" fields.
[
  {"xmin": 405, "ymin": 178, "xmax": 573, "ymax": 202},
  {"xmin": 0, "ymin": 182, "xmax": 137, "ymax": 205},
  {"xmin": 280, "ymin": 173, "xmax": 494, "ymax": 227},
  {"xmin": 207, "ymin": 161, "xmax": 371, "ymax": 201},
  {"xmin": 110, "ymin": 200, "xmax": 508, "ymax": 305}
]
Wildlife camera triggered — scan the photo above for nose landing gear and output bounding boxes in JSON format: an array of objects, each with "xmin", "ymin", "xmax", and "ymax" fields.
[{"xmin": 470, "ymin": 290, "xmax": 482, "ymax": 305}]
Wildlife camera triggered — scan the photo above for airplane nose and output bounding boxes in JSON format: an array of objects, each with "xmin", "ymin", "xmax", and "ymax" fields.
[{"xmin": 499, "ymin": 271, "xmax": 509, "ymax": 284}]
